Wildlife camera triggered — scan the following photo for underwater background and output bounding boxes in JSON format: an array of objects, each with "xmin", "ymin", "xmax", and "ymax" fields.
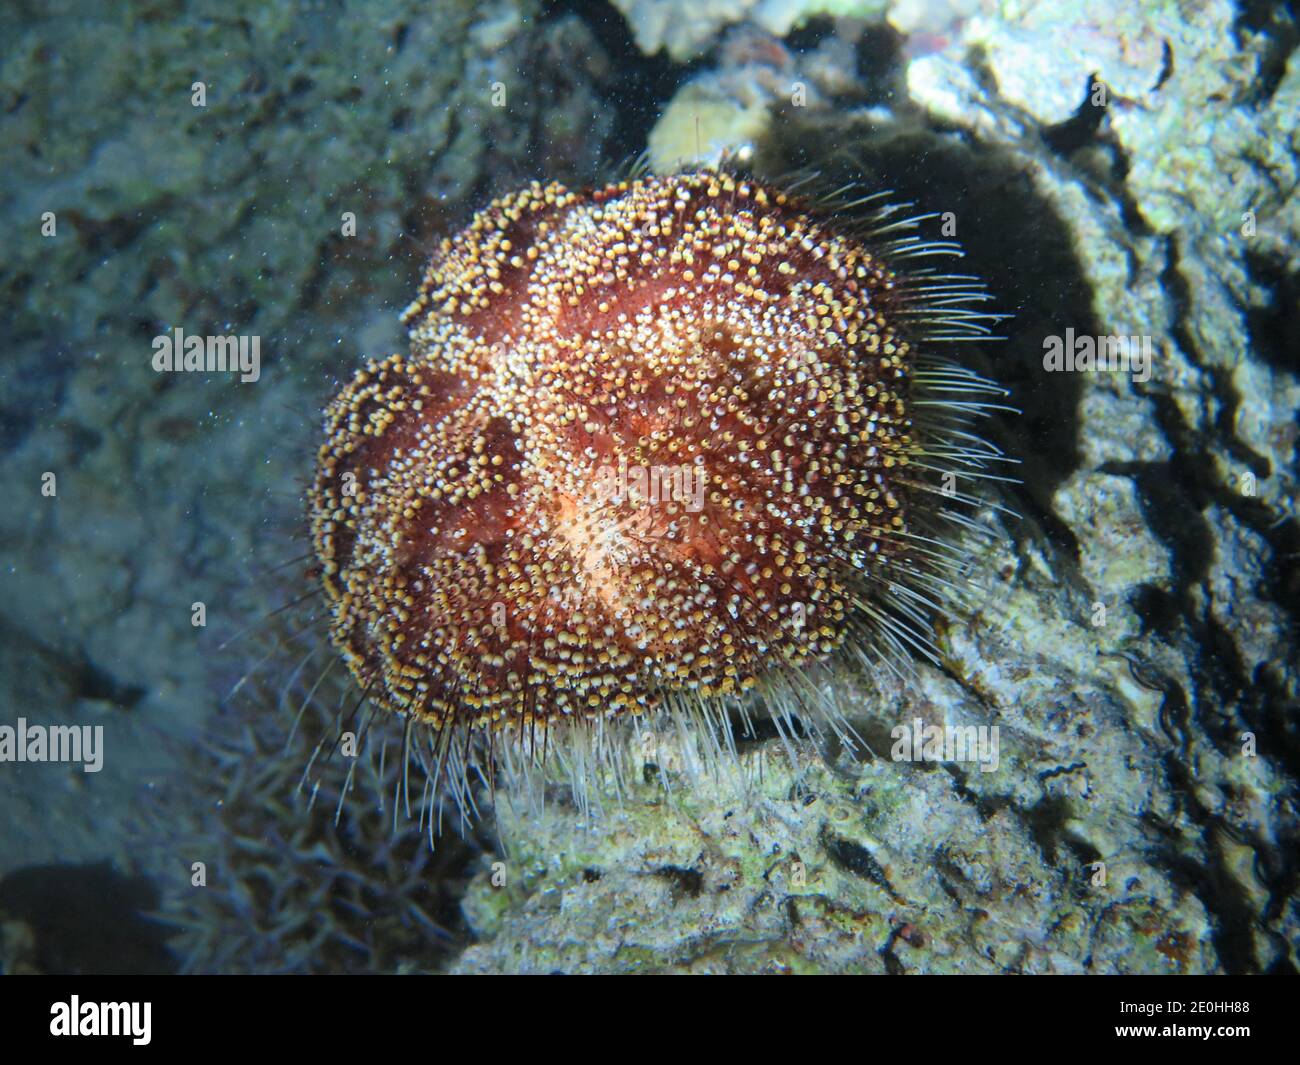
[{"xmin": 0, "ymin": 0, "xmax": 1297, "ymax": 974}]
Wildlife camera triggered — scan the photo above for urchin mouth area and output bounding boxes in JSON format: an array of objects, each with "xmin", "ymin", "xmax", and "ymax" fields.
[{"xmin": 546, "ymin": 487, "xmax": 651, "ymax": 615}]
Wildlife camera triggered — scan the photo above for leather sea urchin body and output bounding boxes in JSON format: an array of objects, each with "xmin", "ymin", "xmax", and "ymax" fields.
[{"xmin": 308, "ymin": 170, "xmax": 1009, "ymax": 803}]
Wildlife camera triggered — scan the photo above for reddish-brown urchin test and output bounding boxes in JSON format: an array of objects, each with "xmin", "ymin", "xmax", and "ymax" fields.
[{"xmin": 308, "ymin": 170, "xmax": 1009, "ymax": 816}]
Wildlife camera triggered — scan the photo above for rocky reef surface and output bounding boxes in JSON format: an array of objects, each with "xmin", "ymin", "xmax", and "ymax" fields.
[{"xmin": 0, "ymin": 0, "xmax": 1295, "ymax": 973}]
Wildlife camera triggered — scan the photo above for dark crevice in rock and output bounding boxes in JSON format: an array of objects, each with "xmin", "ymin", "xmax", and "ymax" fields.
[
  {"xmin": 849, "ymin": 23, "xmax": 911, "ymax": 107},
  {"xmin": 783, "ymin": 17, "xmax": 839, "ymax": 54},
  {"xmin": 950, "ymin": 762, "xmax": 1116, "ymax": 908},
  {"xmin": 880, "ymin": 923, "xmax": 909, "ymax": 973},
  {"xmin": 1153, "ymin": 39, "xmax": 1175, "ymax": 93},
  {"xmin": 1233, "ymin": 0, "xmax": 1300, "ymax": 106},
  {"xmin": 1021, "ymin": 792, "xmax": 1075, "ymax": 866},
  {"xmin": 64, "ymin": 206, "xmax": 156, "ymax": 260},
  {"xmin": 1239, "ymin": 660, "xmax": 1300, "ymax": 784},
  {"xmin": 1199, "ymin": 616, "xmax": 1254, "ymax": 725},
  {"xmin": 70, "ymin": 653, "xmax": 148, "ymax": 709},
  {"xmin": 1155, "ymin": 756, "xmax": 1265, "ymax": 973},
  {"xmin": 940, "ymin": 761, "xmax": 1014, "ymax": 821},
  {"xmin": 965, "ymin": 53, "xmax": 1153, "ymax": 239},
  {"xmin": 1131, "ymin": 583, "xmax": 1182, "ymax": 639},
  {"xmin": 730, "ymin": 704, "xmax": 806, "ymax": 753},
  {"xmin": 1242, "ymin": 246, "xmax": 1300, "ymax": 375},
  {"xmin": 1154, "ymin": 662, "xmax": 1194, "ymax": 752},
  {"xmin": 654, "ymin": 864, "xmax": 704, "ymax": 900},
  {"xmin": 1041, "ymin": 75, "xmax": 1108, "ymax": 156},
  {"xmin": 1100, "ymin": 457, "xmax": 1214, "ymax": 602},
  {"xmin": 1205, "ymin": 363, "xmax": 1273, "ymax": 476},
  {"xmin": 0, "ymin": 862, "xmax": 177, "ymax": 975},
  {"xmin": 1096, "ymin": 133, "xmax": 1157, "ymax": 240},
  {"xmin": 820, "ymin": 825, "xmax": 901, "ymax": 901}
]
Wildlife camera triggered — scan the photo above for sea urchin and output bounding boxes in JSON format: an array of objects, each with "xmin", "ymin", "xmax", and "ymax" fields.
[{"xmin": 308, "ymin": 169, "xmax": 1007, "ymax": 803}]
